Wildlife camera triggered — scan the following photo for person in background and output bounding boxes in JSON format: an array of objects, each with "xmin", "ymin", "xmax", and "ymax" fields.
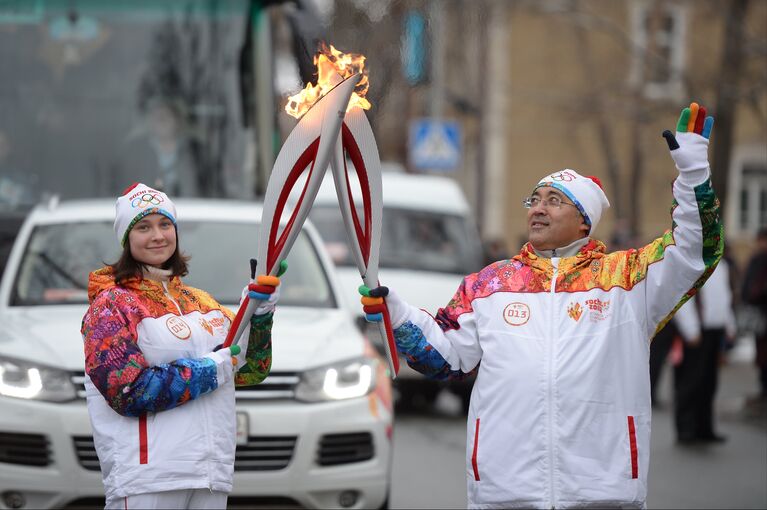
[
  {"xmin": 649, "ymin": 318, "xmax": 680, "ymax": 408},
  {"xmin": 742, "ymin": 227, "xmax": 767, "ymax": 409},
  {"xmin": 120, "ymin": 98, "xmax": 199, "ymax": 196},
  {"xmin": 82, "ymin": 183, "xmax": 282, "ymax": 509},
  {"xmin": 672, "ymin": 258, "xmax": 737, "ymax": 443},
  {"xmin": 360, "ymin": 102, "xmax": 722, "ymax": 508}
]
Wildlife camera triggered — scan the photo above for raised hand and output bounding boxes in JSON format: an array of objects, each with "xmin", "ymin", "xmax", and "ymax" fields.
[{"xmin": 662, "ymin": 102, "xmax": 714, "ymax": 175}]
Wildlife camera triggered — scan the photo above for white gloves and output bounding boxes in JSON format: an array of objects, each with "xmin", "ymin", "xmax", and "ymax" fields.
[
  {"xmin": 663, "ymin": 102, "xmax": 714, "ymax": 185},
  {"xmin": 204, "ymin": 345, "xmax": 240, "ymax": 387},
  {"xmin": 241, "ymin": 274, "xmax": 282, "ymax": 317},
  {"xmin": 359, "ymin": 285, "xmax": 410, "ymax": 329}
]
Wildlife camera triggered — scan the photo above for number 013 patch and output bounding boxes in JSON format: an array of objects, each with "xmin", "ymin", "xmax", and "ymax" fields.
[{"xmin": 503, "ymin": 302, "xmax": 530, "ymax": 326}]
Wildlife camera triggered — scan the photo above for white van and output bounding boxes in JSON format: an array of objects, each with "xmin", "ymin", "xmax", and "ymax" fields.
[{"xmin": 306, "ymin": 170, "xmax": 484, "ymax": 409}]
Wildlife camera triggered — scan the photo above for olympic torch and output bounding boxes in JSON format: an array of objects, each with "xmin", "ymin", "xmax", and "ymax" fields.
[{"xmin": 224, "ymin": 44, "xmax": 400, "ymax": 379}]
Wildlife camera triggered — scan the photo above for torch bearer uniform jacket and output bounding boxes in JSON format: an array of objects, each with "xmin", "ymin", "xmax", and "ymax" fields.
[
  {"xmin": 81, "ymin": 266, "xmax": 272, "ymax": 501},
  {"xmin": 392, "ymin": 171, "xmax": 722, "ymax": 509}
]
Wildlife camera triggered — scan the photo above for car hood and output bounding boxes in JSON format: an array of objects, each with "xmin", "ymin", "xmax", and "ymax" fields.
[
  {"xmin": 0, "ymin": 305, "xmax": 364, "ymax": 372},
  {"xmin": 333, "ymin": 267, "xmax": 463, "ymax": 317}
]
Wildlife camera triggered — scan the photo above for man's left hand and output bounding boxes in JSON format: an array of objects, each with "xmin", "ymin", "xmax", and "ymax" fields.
[{"xmin": 662, "ymin": 102, "xmax": 714, "ymax": 176}]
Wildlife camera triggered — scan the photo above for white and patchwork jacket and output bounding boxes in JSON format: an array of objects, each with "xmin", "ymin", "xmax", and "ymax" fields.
[
  {"xmin": 82, "ymin": 266, "xmax": 272, "ymax": 501},
  {"xmin": 392, "ymin": 171, "xmax": 722, "ymax": 509}
]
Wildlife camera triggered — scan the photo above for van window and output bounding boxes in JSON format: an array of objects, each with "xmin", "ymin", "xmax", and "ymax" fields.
[
  {"xmin": 309, "ymin": 206, "xmax": 483, "ymax": 275},
  {"xmin": 11, "ymin": 220, "xmax": 334, "ymax": 307}
]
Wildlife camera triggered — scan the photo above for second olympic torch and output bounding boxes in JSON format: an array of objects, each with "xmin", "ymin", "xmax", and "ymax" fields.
[{"xmin": 224, "ymin": 45, "xmax": 400, "ymax": 379}]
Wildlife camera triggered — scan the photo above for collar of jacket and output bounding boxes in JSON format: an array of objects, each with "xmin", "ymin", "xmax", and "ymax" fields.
[
  {"xmin": 87, "ymin": 265, "xmax": 183, "ymax": 305},
  {"xmin": 514, "ymin": 238, "xmax": 606, "ymax": 273}
]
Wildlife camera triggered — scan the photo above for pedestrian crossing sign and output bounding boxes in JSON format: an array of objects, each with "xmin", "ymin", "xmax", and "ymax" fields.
[{"xmin": 409, "ymin": 119, "xmax": 462, "ymax": 171}]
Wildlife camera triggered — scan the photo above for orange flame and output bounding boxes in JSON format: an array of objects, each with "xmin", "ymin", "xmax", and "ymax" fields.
[{"xmin": 285, "ymin": 44, "xmax": 371, "ymax": 119}]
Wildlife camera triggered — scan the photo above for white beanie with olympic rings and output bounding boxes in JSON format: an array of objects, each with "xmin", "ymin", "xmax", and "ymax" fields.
[
  {"xmin": 114, "ymin": 182, "xmax": 177, "ymax": 247},
  {"xmin": 534, "ymin": 169, "xmax": 610, "ymax": 236}
]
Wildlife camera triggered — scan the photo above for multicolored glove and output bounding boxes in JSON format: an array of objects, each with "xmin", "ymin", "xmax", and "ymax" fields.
[
  {"xmin": 358, "ymin": 284, "xmax": 409, "ymax": 329},
  {"xmin": 245, "ymin": 260, "xmax": 287, "ymax": 316},
  {"xmin": 662, "ymin": 102, "xmax": 714, "ymax": 181},
  {"xmin": 206, "ymin": 344, "xmax": 241, "ymax": 382}
]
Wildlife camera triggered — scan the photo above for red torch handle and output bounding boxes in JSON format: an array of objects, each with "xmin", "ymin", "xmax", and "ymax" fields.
[
  {"xmin": 380, "ymin": 300, "xmax": 400, "ymax": 376},
  {"xmin": 222, "ymin": 295, "xmax": 257, "ymax": 348}
]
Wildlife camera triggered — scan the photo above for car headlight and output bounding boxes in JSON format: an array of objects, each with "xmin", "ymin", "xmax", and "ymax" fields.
[
  {"xmin": 0, "ymin": 355, "xmax": 77, "ymax": 402},
  {"xmin": 295, "ymin": 357, "xmax": 377, "ymax": 402}
]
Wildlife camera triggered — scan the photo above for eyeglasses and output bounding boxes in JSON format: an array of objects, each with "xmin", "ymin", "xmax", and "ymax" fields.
[{"xmin": 522, "ymin": 195, "xmax": 578, "ymax": 209}]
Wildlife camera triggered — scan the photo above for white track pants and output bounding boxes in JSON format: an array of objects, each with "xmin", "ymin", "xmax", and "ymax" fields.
[{"xmin": 105, "ymin": 489, "xmax": 228, "ymax": 509}]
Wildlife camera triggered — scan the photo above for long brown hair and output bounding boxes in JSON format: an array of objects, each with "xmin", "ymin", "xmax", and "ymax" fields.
[{"xmin": 110, "ymin": 227, "xmax": 190, "ymax": 285}]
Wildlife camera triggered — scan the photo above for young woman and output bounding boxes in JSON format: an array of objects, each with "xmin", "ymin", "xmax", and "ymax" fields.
[{"xmin": 82, "ymin": 183, "xmax": 280, "ymax": 509}]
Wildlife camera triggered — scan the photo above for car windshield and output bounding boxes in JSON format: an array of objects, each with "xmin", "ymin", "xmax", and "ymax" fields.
[
  {"xmin": 309, "ymin": 206, "xmax": 483, "ymax": 274},
  {"xmin": 11, "ymin": 219, "xmax": 334, "ymax": 307}
]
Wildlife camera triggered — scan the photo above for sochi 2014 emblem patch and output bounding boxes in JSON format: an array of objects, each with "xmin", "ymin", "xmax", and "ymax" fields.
[
  {"xmin": 503, "ymin": 302, "xmax": 530, "ymax": 326},
  {"xmin": 567, "ymin": 302, "xmax": 583, "ymax": 322},
  {"xmin": 166, "ymin": 316, "xmax": 192, "ymax": 340},
  {"xmin": 585, "ymin": 298, "xmax": 611, "ymax": 322}
]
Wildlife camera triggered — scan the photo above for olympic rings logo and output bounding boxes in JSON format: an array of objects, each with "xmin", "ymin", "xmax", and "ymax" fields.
[
  {"xmin": 550, "ymin": 171, "xmax": 576, "ymax": 182},
  {"xmin": 131, "ymin": 193, "xmax": 163, "ymax": 208}
]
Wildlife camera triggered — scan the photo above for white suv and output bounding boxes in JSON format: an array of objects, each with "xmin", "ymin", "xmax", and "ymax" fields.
[
  {"xmin": 0, "ymin": 199, "xmax": 392, "ymax": 510},
  {"xmin": 306, "ymin": 171, "xmax": 483, "ymax": 411}
]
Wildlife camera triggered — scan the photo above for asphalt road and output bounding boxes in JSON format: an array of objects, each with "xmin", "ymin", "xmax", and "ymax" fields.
[{"xmin": 389, "ymin": 347, "xmax": 767, "ymax": 509}]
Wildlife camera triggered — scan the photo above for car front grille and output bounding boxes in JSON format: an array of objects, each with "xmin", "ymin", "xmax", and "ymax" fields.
[
  {"xmin": 72, "ymin": 436, "xmax": 100, "ymax": 471},
  {"xmin": 73, "ymin": 435, "xmax": 298, "ymax": 472},
  {"xmin": 234, "ymin": 372, "xmax": 300, "ymax": 400},
  {"xmin": 235, "ymin": 436, "xmax": 297, "ymax": 471},
  {"xmin": 0, "ymin": 432, "xmax": 51, "ymax": 466},
  {"xmin": 316, "ymin": 432, "xmax": 374, "ymax": 466},
  {"xmin": 72, "ymin": 371, "xmax": 300, "ymax": 401}
]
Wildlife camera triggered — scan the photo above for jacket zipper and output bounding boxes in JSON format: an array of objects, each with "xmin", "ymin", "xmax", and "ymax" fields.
[
  {"xmin": 161, "ymin": 281, "xmax": 183, "ymax": 314},
  {"xmin": 548, "ymin": 258, "xmax": 559, "ymax": 509},
  {"xmin": 161, "ymin": 280, "xmax": 213, "ymax": 489}
]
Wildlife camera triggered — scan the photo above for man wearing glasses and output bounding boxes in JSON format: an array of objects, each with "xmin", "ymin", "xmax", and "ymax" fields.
[{"xmin": 360, "ymin": 103, "xmax": 723, "ymax": 509}]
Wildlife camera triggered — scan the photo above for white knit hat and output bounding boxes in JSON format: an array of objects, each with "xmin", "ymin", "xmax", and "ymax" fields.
[
  {"xmin": 114, "ymin": 183, "xmax": 177, "ymax": 247},
  {"xmin": 534, "ymin": 169, "xmax": 610, "ymax": 235}
]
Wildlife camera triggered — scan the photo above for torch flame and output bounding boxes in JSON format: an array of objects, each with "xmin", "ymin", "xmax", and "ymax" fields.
[{"xmin": 285, "ymin": 44, "xmax": 371, "ymax": 119}]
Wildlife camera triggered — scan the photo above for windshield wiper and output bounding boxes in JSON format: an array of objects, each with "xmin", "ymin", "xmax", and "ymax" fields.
[{"xmin": 31, "ymin": 251, "xmax": 88, "ymax": 290}]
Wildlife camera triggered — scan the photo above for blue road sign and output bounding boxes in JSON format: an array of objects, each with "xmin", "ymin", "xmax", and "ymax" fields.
[{"xmin": 409, "ymin": 119, "xmax": 462, "ymax": 172}]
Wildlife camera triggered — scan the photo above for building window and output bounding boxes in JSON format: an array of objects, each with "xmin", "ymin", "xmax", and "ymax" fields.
[
  {"xmin": 738, "ymin": 163, "xmax": 767, "ymax": 233},
  {"xmin": 629, "ymin": 1, "xmax": 687, "ymax": 101},
  {"xmin": 728, "ymin": 145, "xmax": 767, "ymax": 238}
]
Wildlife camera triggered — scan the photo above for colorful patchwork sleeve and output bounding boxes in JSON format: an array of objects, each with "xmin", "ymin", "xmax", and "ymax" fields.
[
  {"xmin": 626, "ymin": 176, "xmax": 723, "ymax": 337},
  {"xmin": 389, "ymin": 275, "xmax": 484, "ymax": 379},
  {"xmin": 234, "ymin": 313, "xmax": 273, "ymax": 386},
  {"xmin": 82, "ymin": 291, "xmax": 219, "ymax": 417},
  {"xmin": 394, "ymin": 321, "xmax": 478, "ymax": 381}
]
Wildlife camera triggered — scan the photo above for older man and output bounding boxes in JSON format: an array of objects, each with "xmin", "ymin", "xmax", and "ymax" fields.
[{"xmin": 361, "ymin": 103, "xmax": 723, "ymax": 509}]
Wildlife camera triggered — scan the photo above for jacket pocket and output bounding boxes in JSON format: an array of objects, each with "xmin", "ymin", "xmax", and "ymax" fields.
[
  {"xmin": 627, "ymin": 416, "xmax": 638, "ymax": 479},
  {"xmin": 471, "ymin": 418, "xmax": 481, "ymax": 481}
]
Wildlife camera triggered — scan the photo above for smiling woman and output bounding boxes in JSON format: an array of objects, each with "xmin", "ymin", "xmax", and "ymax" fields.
[
  {"xmin": 79, "ymin": 182, "xmax": 281, "ymax": 509},
  {"xmin": 126, "ymin": 214, "xmax": 178, "ymax": 269}
]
